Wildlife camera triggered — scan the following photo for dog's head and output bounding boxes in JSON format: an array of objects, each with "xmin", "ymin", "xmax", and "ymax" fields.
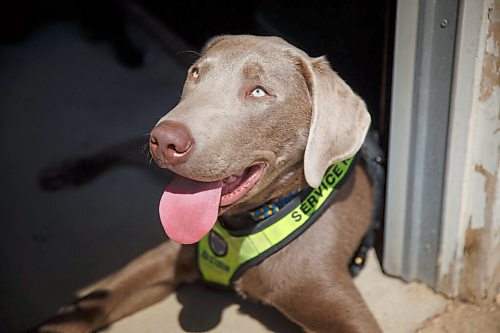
[{"xmin": 150, "ymin": 35, "xmax": 370, "ymax": 244}]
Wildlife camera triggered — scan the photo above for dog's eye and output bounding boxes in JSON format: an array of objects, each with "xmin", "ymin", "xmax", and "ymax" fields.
[
  {"xmin": 250, "ymin": 87, "xmax": 267, "ymax": 97},
  {"xmin": 190, "ymin": 67, "xmax": 199, "ymax": 79}
]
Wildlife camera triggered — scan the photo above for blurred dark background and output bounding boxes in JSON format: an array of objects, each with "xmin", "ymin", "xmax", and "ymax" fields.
[{"xmin": 0, "ymin": 1, "xmax": 395, "ymax": 331}]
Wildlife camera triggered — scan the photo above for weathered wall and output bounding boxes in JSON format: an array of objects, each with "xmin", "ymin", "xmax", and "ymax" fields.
[{"xmin": 439, "ymin": 0, "xmax": 500, "ymax": 303}]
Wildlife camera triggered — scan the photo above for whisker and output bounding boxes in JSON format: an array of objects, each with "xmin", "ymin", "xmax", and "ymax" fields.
[
  {"xmin": 142, "ymin": 142, "xmax": 150, "ymax": 153},
  {"xmin": 176, "ymin": 50, "xmax": 200, "ymax": 57}
]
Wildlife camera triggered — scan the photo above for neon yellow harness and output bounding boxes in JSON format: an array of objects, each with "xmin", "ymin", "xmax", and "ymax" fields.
[{"xmin": 197, "ymin": 155, "xmax": 357, "ymax": 287}]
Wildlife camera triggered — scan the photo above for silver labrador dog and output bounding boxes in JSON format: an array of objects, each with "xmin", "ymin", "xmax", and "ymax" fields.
[{"xmin": 37, "ymin": 35, "xmax": 381, "ymax": 333}]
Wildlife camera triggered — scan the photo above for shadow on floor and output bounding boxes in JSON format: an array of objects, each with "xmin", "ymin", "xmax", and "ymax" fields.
[{"xmin": 176, "ymin": 283, "xmax": 302, "ymax": 332}]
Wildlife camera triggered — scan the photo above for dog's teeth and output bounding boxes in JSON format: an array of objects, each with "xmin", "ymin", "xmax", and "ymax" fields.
[
  {"xmin": 226, "ymin": 175, "xmax": 238, "ymax": 183},
  {"xmin": 224, "ymin": 169, "xmax": 246, "ymax": 183}
]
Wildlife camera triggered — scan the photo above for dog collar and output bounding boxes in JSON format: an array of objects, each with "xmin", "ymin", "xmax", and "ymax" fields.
[
  {"xmin": 248, "ymin": 191, "xmax": 298, "ymax": 222},
  {"xmin": 197, "ymin": 154, "xmax": 358, "ymax": 287}
]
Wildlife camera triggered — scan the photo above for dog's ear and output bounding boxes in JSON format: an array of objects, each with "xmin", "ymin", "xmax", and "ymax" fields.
[{"xmin": 303, "ymin": 56, "xmax": 371, "ymax": 188}]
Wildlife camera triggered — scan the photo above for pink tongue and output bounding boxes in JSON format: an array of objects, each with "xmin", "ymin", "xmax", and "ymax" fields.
[{"xmin": 159, "ymin": 176, "xmax": 222, "ymax": 244}]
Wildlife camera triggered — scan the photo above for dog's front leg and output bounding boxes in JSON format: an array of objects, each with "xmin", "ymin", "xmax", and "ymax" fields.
[
  {"xmin": 36, "ymin": 242, "xmax": 197, "ymax": 333},
  {"xmin": 239, "ymin": 265, "xmax": 381, "ymax": 333}
]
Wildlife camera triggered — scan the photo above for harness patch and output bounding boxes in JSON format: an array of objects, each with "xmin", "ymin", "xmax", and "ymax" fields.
[{"xmin": 209, "ymin": 230, "xmax": 228, "ymax": 257}]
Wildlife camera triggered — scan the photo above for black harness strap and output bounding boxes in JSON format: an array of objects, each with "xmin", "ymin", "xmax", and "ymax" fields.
[{"xmin": 349, "ymin": 130, "xmax": 385, "ymax": 276}]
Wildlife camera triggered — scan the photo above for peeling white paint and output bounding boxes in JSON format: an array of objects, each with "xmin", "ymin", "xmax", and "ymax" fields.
[
  {"xmin": 468, "ymin": 88, "xmax": 500, "ymax": 230},
  {"xmin": 439, "ymin": 0, "xmax": 500, "ymax": 300},
  {"xmin": 438, "ymin": 0, "xmax": 485, "ymax": 287},
  {"xmin": 486, "ymin": 36, "xmax": 499, "ymax": 55}
]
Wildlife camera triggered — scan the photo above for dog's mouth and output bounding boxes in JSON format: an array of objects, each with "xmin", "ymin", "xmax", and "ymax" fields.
[
  {"xmin": 220, "ymin": 164, "xmax": 265, "ymax": 206},
  {"xmin": 158, "ymin": 164, "xmax": 265, "ymax": 244}
]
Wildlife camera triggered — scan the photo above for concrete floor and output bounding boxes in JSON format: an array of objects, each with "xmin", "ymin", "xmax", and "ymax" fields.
[
  {"xmin": 2, "ymin": 21, "xmax": 495, "ymax": 333},
  {"xmin": 100, "ymin": 250, "xmax": 450, "ymax": 333}
]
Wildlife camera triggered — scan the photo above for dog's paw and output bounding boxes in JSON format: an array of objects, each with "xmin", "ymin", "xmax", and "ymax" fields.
[
  {"xmin": 30, "ymin": 309, "xmax": 97, "ymax": 333},
  {"xmin": 30, "ymin": 294, "xmax": 107, "ymax": 333},
  {"xmin": 31, "ymin": 321, "xmax": 93, "ymax": 333}
]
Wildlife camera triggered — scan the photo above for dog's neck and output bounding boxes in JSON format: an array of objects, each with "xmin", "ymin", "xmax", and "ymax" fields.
[{"xmin": 222, "ymin": 161, "xmax": 307, "ymax": 230}]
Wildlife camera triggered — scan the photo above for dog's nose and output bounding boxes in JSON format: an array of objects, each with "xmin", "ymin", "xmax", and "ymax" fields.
[{"xmin": 150, "ymin": 120, "xmax": 194, "ymax": 166}]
